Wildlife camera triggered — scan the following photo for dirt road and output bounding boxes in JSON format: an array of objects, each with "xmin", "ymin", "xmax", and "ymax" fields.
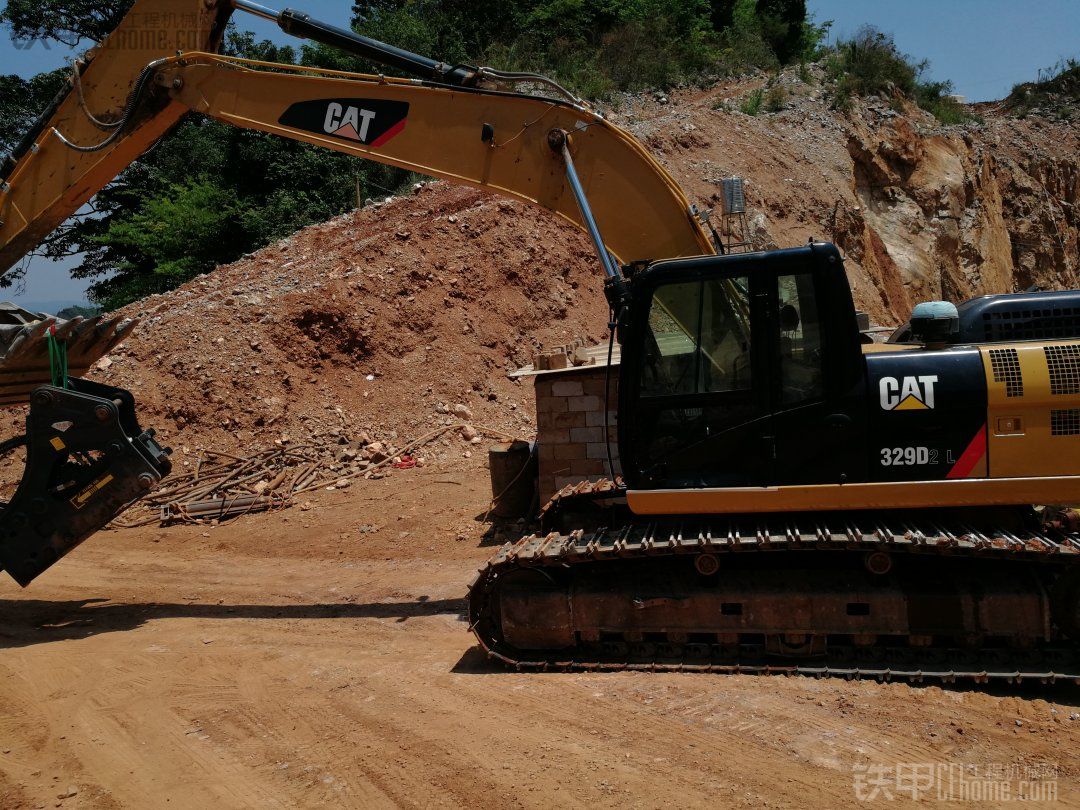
[{"xmin": 1, "ymin": 461, "xmax": 1077, "ymax": 808}]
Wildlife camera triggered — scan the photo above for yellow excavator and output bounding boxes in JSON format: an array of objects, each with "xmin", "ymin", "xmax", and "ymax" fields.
[{"xmin": 2, "ymin": 0, "xmax": 1078, "ymax": 683}]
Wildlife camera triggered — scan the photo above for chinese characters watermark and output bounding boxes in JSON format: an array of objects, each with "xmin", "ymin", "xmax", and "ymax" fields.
[
  {"xmin": 7, "ymin": 12, "xmax": 208, "ymax": 52},
  {"xmin": 853, "ymin": 762, "xmax": 1058, "ymax": 802}
]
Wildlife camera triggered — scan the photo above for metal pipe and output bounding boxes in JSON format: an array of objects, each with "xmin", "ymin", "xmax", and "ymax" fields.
[
  {"xmin": 557, "ymin": 135, "xmax": 620, "ymax": 279},
  {"xmin": 230, "ymin": 0, "xmax": 280, "ymax": 23},
  {"xmin": 231, "ymin": 0, "xmax": 476, "ymax": 86}
]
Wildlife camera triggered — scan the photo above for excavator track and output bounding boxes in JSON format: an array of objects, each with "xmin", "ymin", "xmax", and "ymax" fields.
[{"xmin": 468, "ymin": 514, "xmax": 1080, "ymax": 684}]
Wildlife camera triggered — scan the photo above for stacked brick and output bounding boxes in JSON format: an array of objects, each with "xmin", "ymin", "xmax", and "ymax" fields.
[{"xmin": 534, "ymin": 366, "xmax": 621, "ymax": 503}]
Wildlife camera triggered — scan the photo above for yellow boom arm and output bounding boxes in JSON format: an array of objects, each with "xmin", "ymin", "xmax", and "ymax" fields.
[
  {"xmin": 0, "ymin": 0, "xmax": 714, "ymax": 276},
  {"xmin": 0, "ymin": 0, "xmax": 718, "ymax": 587}
]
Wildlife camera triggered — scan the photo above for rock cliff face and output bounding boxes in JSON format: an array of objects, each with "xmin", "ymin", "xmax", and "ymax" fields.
[
  {"xmin": 618, "ymin": 72, "xmax": 1079, "ymax": 325},
  {"xmin": 838, "ymin": 113, "xmax": 1079, "ymax": 321}
]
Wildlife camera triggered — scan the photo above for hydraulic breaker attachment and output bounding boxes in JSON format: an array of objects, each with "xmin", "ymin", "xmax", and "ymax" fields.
[{"xmin": 0, "ymin": 378, "xmax": 171, "ymax": 586}]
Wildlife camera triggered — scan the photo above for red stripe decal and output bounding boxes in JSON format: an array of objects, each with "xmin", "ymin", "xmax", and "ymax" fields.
[
  {"xmin": 370, "ymin": 118, "xmax": 407, "ymax": 148},
  {"xmin": 946, "ymin": 425, "xmax": 987, "ymax": 479}
]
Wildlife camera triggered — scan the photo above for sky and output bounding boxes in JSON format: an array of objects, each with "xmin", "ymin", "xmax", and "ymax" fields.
[
  {"xmin": 809, "ymin": 0, "xmax": 1080, "ymax": 103},
  {"xmin": 1, "ymin": 0, "xmax": 1077, "ymax": 311}
]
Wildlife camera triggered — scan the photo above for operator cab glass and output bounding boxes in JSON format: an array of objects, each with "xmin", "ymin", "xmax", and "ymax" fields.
[
  {"xmin": 636, "ymin": 275, "xmax": 759, "ymax": 485},
  {"xmin": 777, "ymin": 272, "xmax": 825, "ymax": 406},
  {"xmin": 619, "ymin": 244, "xmax": 865, "ymax": 490}
]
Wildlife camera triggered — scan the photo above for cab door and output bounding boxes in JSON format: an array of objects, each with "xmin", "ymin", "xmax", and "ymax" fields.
[
  {"xmin": 619, "ymin": 245, "xmax": 865, "ymax": 492},
  {"xmin": 621, "ymin": 263, "xmax": 774, "ymax": 488},
  {"xmin": 765, "ymin": 263, "xmax": 866, "ymax": 485}
]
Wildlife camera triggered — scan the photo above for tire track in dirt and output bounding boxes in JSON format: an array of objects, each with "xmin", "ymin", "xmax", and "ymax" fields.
[{"xmin": 3, "ymin": 468, "xmax": 1078, "ymax": 808}]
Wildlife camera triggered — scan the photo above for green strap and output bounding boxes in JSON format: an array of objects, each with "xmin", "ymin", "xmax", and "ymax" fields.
[{"xmin": 46, "ymin": 326, "xmax": 69, "ymax": 389}]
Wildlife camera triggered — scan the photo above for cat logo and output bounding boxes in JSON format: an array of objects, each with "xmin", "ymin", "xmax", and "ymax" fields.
[
  {"xmin": 277, "ymin": 98, "xmax": 409, "ymax": 148},
  {"xmin": 323, "ymin": 102, "xmax": 378, "ymax": 141},
  {"xmin": 879, "ymin": 375, "xmax": 938, "ymax": 411}
]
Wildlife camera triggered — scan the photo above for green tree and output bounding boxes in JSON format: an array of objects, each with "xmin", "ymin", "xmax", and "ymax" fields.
[
  {"xmin": 0, "ymin": 0, "xmax": 129, "ymax": 45},
  {"xmin": 755, "ymin": 0, "xmax": 808, "ymax": 65},
  {"xmin": 90, "ymin": 177, "xmax": 246, "ymax": 301},
  {"xmin": 0, "ymin": 69, "xmax": 68, "ymax": 154},
  {"xmin": 3, "ymin": 0, "xmax": 817, "ymax": 308}
]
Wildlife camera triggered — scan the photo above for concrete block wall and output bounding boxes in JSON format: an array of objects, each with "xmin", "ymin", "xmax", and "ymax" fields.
[{"xmin": 534, "ymin": 367, "xmax": 621, "ymax": 503}]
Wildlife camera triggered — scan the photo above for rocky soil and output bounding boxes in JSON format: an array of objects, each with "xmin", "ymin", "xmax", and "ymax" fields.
[
  {"xmin": 616, "ymin": 66, "xmax": 1078, "ymax": 326},
  {"xmin": 0, "ymin": 184, "xmax": 609, "ymax": 490},
  {"xmin": 94, "ymin": 184, "xmax": 606, "ymax": 465},
  {"xmin": 5, "ymin": 68, "xmax": 1075, "ymax": 471},
  {"xmin": 1, "ymin": 70, "xmax": 1079, "ymax": 808},
  {"xmin": 2, "ymin": 467, "xmax": 1078, "ymax": 809}
]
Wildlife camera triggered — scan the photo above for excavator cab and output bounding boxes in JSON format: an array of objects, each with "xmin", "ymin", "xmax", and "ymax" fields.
[
  {"xmin": 0, "ymin": 308, "xmax": 171, "ymax": 586},
  {"xmin": 619, "ymin": 243, "xmax": 865, "ymax": 491},
  {"xmin": 473, "ymin": 245, "xmax": 1080, "ymax": 680}
]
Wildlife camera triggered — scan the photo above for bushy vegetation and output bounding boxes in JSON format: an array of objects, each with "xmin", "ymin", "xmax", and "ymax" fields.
[
  {"xmin": 764, "ymin": 83, "xmax": 786, "ymax": 112},
  {"xmin": 823, "ymin": 26, "xmax": 972, "ymax": 124},
  {"xmin": 1006, "ymin": 58, "xmax": 1079, "ymax": 121},
  {"xmin": 740, "ymin": 87, "xmax": 764, "ymax": 115},
  {"xmin": 0, "ymin": 69, "xmax": 69, "ymax": 158},
  {"xmin": 0, "ymin": 0, "xmax": 125, "ymax": 45},
  {"xmin": 1, "ymin": 0, "xmax": 827, "ymax": 308},
  {"xmin": 914, "ymin": 79, "xmax": 971, "ymax": 125},
  {"xmin": 313, "ymin": 0, "xmax": 829, "ymax": 101}
]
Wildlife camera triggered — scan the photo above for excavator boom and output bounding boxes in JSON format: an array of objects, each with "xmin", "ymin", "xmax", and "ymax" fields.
[
  {"xmin": 0, "ymin": 0, "xmax": 713, "ymax": 279},
  {"xmin": 0, "ymin": 0, "xmax": 714, "ymax": 584}
]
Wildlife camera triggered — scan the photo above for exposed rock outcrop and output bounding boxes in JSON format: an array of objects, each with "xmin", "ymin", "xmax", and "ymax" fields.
[{"xmin": 619, "ymin": 72, "xmax": 1078, "ymax": 325}]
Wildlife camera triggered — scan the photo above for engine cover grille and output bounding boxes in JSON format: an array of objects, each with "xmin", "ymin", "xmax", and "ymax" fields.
[
  {"xmin": 1045, "ymin": 344, "xmax": 1080, "ymax": 395},
  {"xmin": 989, "ymin": 347, "xmax": 1023, "ymax": 397}
]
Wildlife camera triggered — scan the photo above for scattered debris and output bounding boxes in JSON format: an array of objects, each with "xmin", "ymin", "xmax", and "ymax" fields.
[{"xmin": 112, "ymin": 422, "xmax": 517, "ymax": 528}]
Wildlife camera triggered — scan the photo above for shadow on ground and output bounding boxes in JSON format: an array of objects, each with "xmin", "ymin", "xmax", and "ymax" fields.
[
  {"xmin": 475, "ymin": 515, "xmax": 537, "ymax": 547},
  {"xmin": 448, "ymin": 640, "xmax": 1080, "ymax": 700},
  {"xmin": 451, "ymin": 645, "xmax": 506, "ymax": 674},
  {"xmin": 0, "ymin": 595, "xmax": 467, "ymax": 649}
]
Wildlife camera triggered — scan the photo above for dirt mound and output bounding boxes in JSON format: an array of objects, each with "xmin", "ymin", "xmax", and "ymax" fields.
[
  {"xmin": 4, "ymin": 69, "xmax": 1077, "ymax": 468},
  {"xmin": 72, "ymin": 184, "xmax": 608, "ymax": 463}
]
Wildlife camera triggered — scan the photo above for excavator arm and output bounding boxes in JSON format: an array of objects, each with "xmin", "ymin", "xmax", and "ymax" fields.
[
  {"xmin": 0, "ymin": 0, "xmax": 715, "ymax": 585},
  {"xmin": 0, "ymin": 3, "xmax": 713, "ymax": 277}
]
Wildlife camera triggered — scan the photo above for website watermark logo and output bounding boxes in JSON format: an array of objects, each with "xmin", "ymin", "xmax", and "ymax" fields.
[
  {"xmin": 9, "ymin": 34, "xmax": 53, "ymax": 51},
  {"xmin": 853, "ymin": 762, "xmax": 1058, "ymax": 802},
  {"xmin": 7, "ymin": 12, "xmax": 208, "ymax": 52}
]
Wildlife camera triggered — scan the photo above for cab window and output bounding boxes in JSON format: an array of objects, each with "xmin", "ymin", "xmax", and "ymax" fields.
[
  {"xmin": 633, "ymin": 274, "xmax": 759, "ymax": 485},
  {"xmin": 640, "ymin": 276, "xmax": 752, "ymax": 397},
  {"xmin": 777, "ymin": 272, "xmax": 824, "ymax": 405}
]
